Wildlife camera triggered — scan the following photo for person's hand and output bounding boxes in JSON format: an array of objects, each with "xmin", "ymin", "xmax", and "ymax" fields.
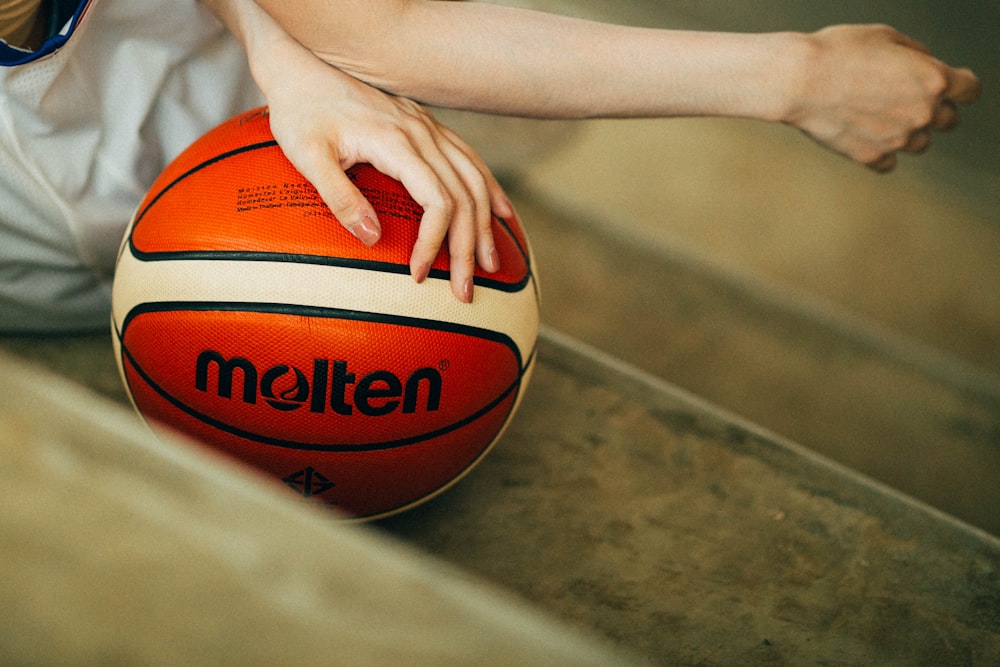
[
  {"xmin": 244, "ymin": 5, "xmax": 512, "ymax": 303},
  {"xmin": 786, "ymin": 24, "xmax": 980, "ymax": 172}
]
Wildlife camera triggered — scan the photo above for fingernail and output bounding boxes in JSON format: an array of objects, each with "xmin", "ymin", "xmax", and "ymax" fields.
[
  {"xmin": 486, "ymin": 248, "xmax": 500, "ymax": 273},
  {"xmin": 498, "ymin": 197, "xmax": 514, "ymax": 218},
  {"xmin": 491, "ymin": 192, "xmax": 514, "ymax": 218},
  {"xmin": 349, "ymin": 215, "xmax": 381, "ymax": 246},
  {"xmin": 462, "ymin": 278, "xmax": 473, "ymax": 304},
  {"xmin": 413, "ymin": 262, "xmax": 431, "ymax": 284}
]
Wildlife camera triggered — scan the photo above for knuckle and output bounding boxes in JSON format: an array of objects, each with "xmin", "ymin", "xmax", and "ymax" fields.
[
  {"xmin": 855, "ymin": 145, "xmax": 886, "ymax": 166},
  {"xmin": 893, "ymin": 126, "xmax": 913, "ymax": 147},
  {"xmin": 885, "ymin": 133, "xmax": 909, "ymax": 153},
  {"xmin": 327, "ymin": 189, "xmax": 362, "ymax": 217},
  {"xmin": 411, "ymin": 232, "xmax": 445, "ymax": 262},
  {"xmin": 467, "ymin": 169, "xmax": 491, "ymax": 203},
  {"xmin": 397, "ymin": 113, "xmax": 435, "ymax": 141},
  {"xmin": 451, "ymin": 249, "xmax": 476, "ymax": 274},
  {"xmin": 477, "ymin": 212, "xmax": 495, "ymax": 234},
  {"xmin": 923, "ymin": 67, "xmax": 949, "ymax": 98},
  {"xmin": 866, "ymin": 153, "xmax": 894, "ymax": 172},
  {"xmin": 433, "ymin": 188, "xmax": 456, "ymax": 217},
  {"xmin": 411, "ymin": 179, "xmax": 453, "ymax": 218},
  {"xmin": 378, "ymin": 125, "xmax": 416, "ymax": 150},
  {"xmin": 452, "ymin": 188, "xmax": 476, "ymax": 217},
  {"xmin": 911, "ymin": 103, "xmax": 936, "ymax": 129},
  {"xmin": 272, "ymin": 130, "xmax": 319, "ymax": 161}
]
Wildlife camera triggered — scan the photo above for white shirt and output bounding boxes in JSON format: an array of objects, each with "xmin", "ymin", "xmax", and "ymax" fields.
[{"xmin": 0, "ymin": 0, "xmax": 262, "ymax": 332}]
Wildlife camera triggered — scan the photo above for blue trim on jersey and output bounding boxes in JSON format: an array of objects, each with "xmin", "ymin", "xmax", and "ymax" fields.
[{"xmin": 0, "ymin": 0, "xmax": 90, "ymax": 66}]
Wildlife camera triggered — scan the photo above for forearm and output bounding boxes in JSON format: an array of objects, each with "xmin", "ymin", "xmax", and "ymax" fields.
[{"xmin": 254, "ymin": 0, "xmax": 808, "ymax": 122}]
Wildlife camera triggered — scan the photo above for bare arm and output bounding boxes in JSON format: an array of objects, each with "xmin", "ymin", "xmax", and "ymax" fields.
[
  {"xmin": 255, "ymin": 0, "xmax": 800, "ymax": 120},
  {"xmin": 200, "ymin": 0, "xmax": 513, "ymax": 302},
  {"xmin": 201, "ymin": 0, "xmax": 980, "ymax": 302},
  {"xmin": 254, "ymin": 0, "xmax": 980, "ymax": 170}
]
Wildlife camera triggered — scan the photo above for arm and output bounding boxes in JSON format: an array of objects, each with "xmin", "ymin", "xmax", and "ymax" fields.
[
  {"xmin": 255, "ymin": 0, "xmax": 800, "ymax": 120},
  {"xmin": 201, "ymin": 0, "xmax": 512, "ymax": 302},
  {"xmin": 255, "ymin": 0, "xmax": 980, "ymax": 170}
]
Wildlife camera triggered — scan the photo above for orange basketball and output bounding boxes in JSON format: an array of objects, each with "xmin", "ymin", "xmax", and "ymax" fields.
[{"xmin": 111, "ymin": 107, "xmax": 539, "ymax": 520}]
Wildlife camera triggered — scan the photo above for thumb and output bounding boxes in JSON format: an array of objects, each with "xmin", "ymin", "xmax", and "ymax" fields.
[
  {"xmin": 269, "ymin": 120, "xmax": 381, "ymax": 246},
  {"xmin": 313, "ymin": 166, "xmax": 382, "ymax": 247}
]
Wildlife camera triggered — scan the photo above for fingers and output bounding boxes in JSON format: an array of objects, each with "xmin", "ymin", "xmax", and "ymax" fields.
[
  {"xmin": 805, "ymin": 25, "xmax": 981, "ymax": 174},
  {"xmin": 945, "ymin": 66, "xmax": 981, "ymax": 105},
  {"xmin": 364, "ymin": 104, "xmax": 507, "ymax": 303},
  {"xmin": 438, "ymin": 124, "xmax": 510, "ymax": 271},
  {"xmin": 320, "ymin": 169, "xmax": 383, "ymax": 246},
  {"xmin": 889, "ymin": 26, "xmax": 980, "ymax": 106},
  {"xmin": 277, "ymin": 130, "xmax": 383, "ymax": 245},
  {"xmin": 865, "ymin": 39, "xmax": 980, "ymax": 173},
  {"xmin": 260, "ymin": 40, "xmax": 506, "ymax": 305},
  {"xmin": 868, "ymin": 153, "xmax": 898, "ymax": 173},
  {"xmin": 930, "ymin": 67, "xmax": 978, "ymax": 134},
  {"xmin": 284, "ymin": 103, "xmax": 509, "ymax": 304},
  {"xmin": 406, "ymin": 134, "xmax": 493, "ymax": 304},
  {"xmin": 893, "ymin": 65, "xmax": 977, "ymax": 168},
  {"xmin": 903, "ymin": 128, "xmax": 932, "ymax": 154},
  {"xmin": 931, "ymin": 100, "xmax": 960, "ymax": 131}
]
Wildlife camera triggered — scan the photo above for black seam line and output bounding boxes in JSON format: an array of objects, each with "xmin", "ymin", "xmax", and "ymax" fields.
[
  {"xmin": 491, "ymin": 216, "xmax": 538, "ymax": 303},
  {"xmin": 126, "ymin": 138, "xmax": 536, "ymax": 294},
  {"xmin": 132, "ymin": 139, "xmax": 280, "ymax": 231},
  {"xmin": 126, "ymin": 249, "xmax": 533, "ymax": 293},
  {"xmin": 119, "ymin": 331, "xmax": 537, "ymax": 454},
  {"xmin": 123, "ymin": 138, "xmax": 280, "ymax": 273},
  {"xmin": 119, "ymin": 300, "xmax": 525, "ymax": 370},
  {"xmin": 495, "ymin": 215, "xmax": 529, "ymax": 263}
]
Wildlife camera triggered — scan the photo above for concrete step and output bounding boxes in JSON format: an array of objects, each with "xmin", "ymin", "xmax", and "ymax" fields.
[
  {"xmin": 0, "ymin": 346, "xmax": 628, "ymax": 666},
  {"xmin": 517, "ymin": 116, "xmax": 1000, "ymax": 377},
  {"xmin": 514, "ymin": 184, "xmax": 1000, "ymax": 537},
  {"xmin": 385, "ymin": 330, "xmax": 1000, "ymax": 665},
  {"xmin": 3, "ymin": 331, "xmax": 997, "ymax": 665}
]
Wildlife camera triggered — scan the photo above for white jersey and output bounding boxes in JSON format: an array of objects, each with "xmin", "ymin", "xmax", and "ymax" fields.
[{"xmin": 0, "ymin": 0, "xmax": 262, "ymax": 332}]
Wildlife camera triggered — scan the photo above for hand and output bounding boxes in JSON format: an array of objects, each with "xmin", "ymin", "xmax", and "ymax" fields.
[
  {"xmin": 786, "ymin": 24, "xmax": 980, "ymax": 172},
  {"xmin": 246, "ymin": 8, "xmax": 512, "ymax": 303}
]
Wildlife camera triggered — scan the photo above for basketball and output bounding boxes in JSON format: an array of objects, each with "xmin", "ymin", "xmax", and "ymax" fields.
[{"xmin": 111, "ymin": 107, "xmax": 539, "ymax": 520}]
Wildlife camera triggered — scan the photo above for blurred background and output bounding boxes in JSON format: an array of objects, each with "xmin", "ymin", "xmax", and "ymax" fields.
[{"xmin": 438, "ymin": 0, "xmax": 1000, "ymax": 534}]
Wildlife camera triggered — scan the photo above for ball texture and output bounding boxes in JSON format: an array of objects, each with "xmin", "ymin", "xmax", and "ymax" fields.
[{"xmin": 112, "ymin": 107, "xmax": 539, "ymax": 520}]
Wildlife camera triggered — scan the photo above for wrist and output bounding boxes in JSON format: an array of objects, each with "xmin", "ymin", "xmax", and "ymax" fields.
[
  {"xmin": 766, "ymin": 31, "xmax": 820, "ymax": 127},
  {"xmin": 742, "ymin": 31, "xmax": 814, "ymax": 125}
]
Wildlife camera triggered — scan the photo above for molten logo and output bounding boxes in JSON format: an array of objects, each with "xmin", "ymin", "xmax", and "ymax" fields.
[{"xmin": 194, "ymin": 350, "xmax": 442, "ymax": 416}]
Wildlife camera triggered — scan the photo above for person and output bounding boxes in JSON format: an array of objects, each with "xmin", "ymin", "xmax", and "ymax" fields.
[
  {"xmin": 205, "ymin": 0, "xmax": 980, "ymax": 303},
  {"xmin": 0, "ymin": 0, "xmax": 980, "ymax": 331},
  {"xmin": 1, "ymin": 0, "xmax": 517, "ymax": 331}
]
